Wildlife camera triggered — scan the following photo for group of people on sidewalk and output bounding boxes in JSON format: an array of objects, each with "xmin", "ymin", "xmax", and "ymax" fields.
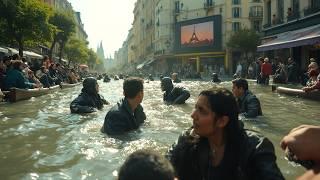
[{"xmin": 0, "ymin": 55, "xmax": 81, "ymax": 96}]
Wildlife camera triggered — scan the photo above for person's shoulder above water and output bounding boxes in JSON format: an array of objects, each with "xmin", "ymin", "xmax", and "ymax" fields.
[
  {"xmin": 70, "ymin": 77, "xmax": 108, "ymax": 113},
  {"xmin": 102, "ymin": 99, "xmax": 130, "ymax": 135},
  {"xmin": 102, "ymin": 77, "xmax": 145, "ymax": 135}
]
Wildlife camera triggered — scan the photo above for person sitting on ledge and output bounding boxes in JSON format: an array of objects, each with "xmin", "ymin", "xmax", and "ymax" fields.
[
  {"xmin": 161, "ymin": 77, "xmax": 190, "ymax": 104},
  {"xmin": 171, "ymin": 73, "xmax": 181, "ymax": 83},
  {"xmin": 211, "ymin": 73, "xmax": 221, "ymax": 83},
  {"xmin": 232, "ymin": 78, "xmax": 262, "ymax": 118},
  {"xmin": 302, "ymin": 62, "xmax": 320, "ymax": 92},
  {"xmin": 102, "ymin": 77, "xmax": 146, "ymax": 135},
  {"xmin": 70, "ymin": 77, "xmax": 108, "ymax": 113}
]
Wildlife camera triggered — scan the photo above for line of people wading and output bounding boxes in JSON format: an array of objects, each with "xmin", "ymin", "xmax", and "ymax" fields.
[{"xmin": 68, "ymin": 70, "xmax": 320, "ymax": 180}]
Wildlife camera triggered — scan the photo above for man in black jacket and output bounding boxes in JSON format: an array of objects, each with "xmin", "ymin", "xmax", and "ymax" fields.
[
  {"xmin": 232, "ymin": 78, "xmax": 262, "ymax": 118},
  {"xmin": 70, "ymin": 77, "xmax": 108, "ymax": 113},
  {"xmin": 102, "ymin": 77, "xmax": 146, "ymax": 135},
  {"xmin": 287, "ymin": 57, "xmax": 298, "ymax": 83},
  {"xmin": 161, "ymin": 77, "xmax": 190, "ymax": 104}
]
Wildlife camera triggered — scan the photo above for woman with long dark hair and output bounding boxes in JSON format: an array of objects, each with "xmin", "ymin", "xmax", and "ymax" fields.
[{"xmin": 167, "ymin": 87, "xmax": 284, "ymax": 180}]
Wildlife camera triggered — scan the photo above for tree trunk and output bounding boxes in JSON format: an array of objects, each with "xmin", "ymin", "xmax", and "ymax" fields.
[
  {"xmin": 18, "ymin": 39, "xmax": 23, "ymax": 58},
  {"xmin": 58, "ymin": 42, "xmax": 64, "ymax": 63},
  {"xmin": 49, "ymin": 35, "xmax": 58, "ymax": 60}
]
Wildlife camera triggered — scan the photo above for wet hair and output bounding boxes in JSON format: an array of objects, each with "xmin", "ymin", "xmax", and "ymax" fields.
[
  {"xmin": 199, "ymin": 87, "xmax": 242, "ymax": 158},
  {"xmin": 123, "ymin": 77, "xmax": 144, "ymax": 98},
  {"xmin": 232, "ymin": 78, "xmax": 248, "ymax": 91},
  {"xmin": 82, "ymin": 77, "xmax": 98, "ymax": 95},
  {"xmin": 118, "ymin": 150, "xmax": 175, "ymax": 180},
  {"xmin": 161, "ymin": 77, "xmax": 173, "ymax": 91}
]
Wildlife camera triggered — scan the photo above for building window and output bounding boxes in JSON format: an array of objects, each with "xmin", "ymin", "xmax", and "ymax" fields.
[
  {"xmin": 277, "ymin": 0, "xmax": 284, "ymax": 22},
  {"xmin": 253, "ymin": 20, "xmax": 261, "ymax": 32},
  {"xmin": 232, "ymin": 22, "xmax": 241, "ymax": 31},
  {"xmin": 292, "ymin": 0, "xmax": 299, "ymax": 14},
  {"xmin": 311, "ymin": 0, "xmax": 320, "ymax": 8},
  {"xmin": 206, "ymin": 0, "xmax": 213, "ymax": 6},
  {"xmin": 250, "ymin": 6, "xmax": 263, "ymax": 16},
  {"xmin": 267, "ymin": 1, "xmax": 271, "ymax": 24},
  {"xmin": 232, "ymin": 7, "xmax": 241, "ymax": 18},
  {"xmin": 175, "ymin": 1, "xmax": 180, "ymax": 13},
  {"xmin": 233, "ymin": 0, "xmax": 241, "ymax": 5}
]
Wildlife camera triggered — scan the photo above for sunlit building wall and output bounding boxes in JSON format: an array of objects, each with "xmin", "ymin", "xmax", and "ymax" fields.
[
  {"xmin": 131, "ymin": 0, "xmax": 143, "ymax": 64},
  {"xmin": 73, "ymin": 12, "xmax": 88, "ymax": 43},
  {"xmin": 154, "ymin": 0, "xmax": 175, "ymax": 56},
  {"xmin": 260, "ymin": 0, "xmax": 320, "ymax": 70},
  {"xmin": 175, "ymin": 0, "xmax": 263, "ymax": 73}
]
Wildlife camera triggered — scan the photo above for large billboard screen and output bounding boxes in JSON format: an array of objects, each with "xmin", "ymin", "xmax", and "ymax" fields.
[
  {"xmin": 181, "ymin": 21, "xmax": 214, "ymax": 48},
  {"xmin": 175, "ymin": 15, "xmax": 222, "ymax": 53}
]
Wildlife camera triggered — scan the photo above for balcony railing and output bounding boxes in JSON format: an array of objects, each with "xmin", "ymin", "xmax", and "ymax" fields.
[
  {"xmin": 304, "ymin": 5, "xmax": 320, "ymax": 16},
  {"xmin": 287, "ymin": 12, "xmax": 300, "ymax": 21},
  {"xmin": 263, "ymin": 23, "xmax": 271, "ymax": 29},
  {"xmin": 249, "ymin": 11, "xmax": 263, "ymax": 18}
]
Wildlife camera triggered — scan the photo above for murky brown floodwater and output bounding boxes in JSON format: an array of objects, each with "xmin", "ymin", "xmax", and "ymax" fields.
[{"xmin": 0, "ymin": 79, "xmax": 319, "ymax": 179}]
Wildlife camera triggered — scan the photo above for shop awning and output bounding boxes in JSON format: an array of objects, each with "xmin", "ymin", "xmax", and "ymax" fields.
[
  {"xmin": 23, "ymin": 51, "xmax": 43, "ymax": 59},
  {"xmin": 257, "ymin": 24, "xmax": 320, "ymax": 52},
  {"xmin": 0, "ymin": 47, "xmax": 8, "ymax": 54},
  {"xmin": 7, "ymin": 47, "xmax": 19, "ymax": 55},
  {"xmin": 136, "ymin": 59, "xmax": 147, "ymax": 69},
  {"xmin": 145, "ymin": 58, "xmax": 156, "ymax": 66}
]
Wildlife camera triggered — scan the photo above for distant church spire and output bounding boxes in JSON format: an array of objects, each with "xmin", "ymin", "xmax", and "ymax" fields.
[{"xmin": 97, "ymin": 41, "xmax": 105, "ymax": 60}]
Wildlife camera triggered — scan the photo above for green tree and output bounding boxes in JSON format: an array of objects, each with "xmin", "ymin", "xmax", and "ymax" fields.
[
  {"xmin": 64, "ymin": 37, "xmax": 88, "ymax": 67},
  {"xmin": 227, "ymin": 28, "xmax": 260, "ymax": 60},
  {"xmin": 0, "ymin": 0, "xmax": 53, "ymax": 56},
  {"xmin": 49, "ymin": 11, "xmax": 75, "ymax": 61},
  {"xmin": 87, "ymin": 48, "xmax": 99, "ymax": 69}
]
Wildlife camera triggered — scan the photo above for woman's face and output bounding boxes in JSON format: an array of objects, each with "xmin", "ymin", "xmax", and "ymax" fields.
[{"xmin": 191, "ymin": 95, "xmax": 217, "ymax": 137}]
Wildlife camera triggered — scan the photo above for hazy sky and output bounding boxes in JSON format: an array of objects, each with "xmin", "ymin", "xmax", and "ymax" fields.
[{"xmin": 68, "ymin": 0, "xmax": 135, "ymax": 58}]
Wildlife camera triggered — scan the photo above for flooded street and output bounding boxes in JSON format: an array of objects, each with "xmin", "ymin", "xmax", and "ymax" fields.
[{"xmin": 0, "ymin": 79, "xmax": 319, "ymax": 179}]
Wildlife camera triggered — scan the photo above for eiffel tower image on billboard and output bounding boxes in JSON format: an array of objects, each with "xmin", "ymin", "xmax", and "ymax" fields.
[{"xmin": 189, "ymin": 25, "xmax": 200, "ymax": 43}]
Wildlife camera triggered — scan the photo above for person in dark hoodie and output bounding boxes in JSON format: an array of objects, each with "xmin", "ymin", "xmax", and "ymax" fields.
[
  {"xmin": 70, "ymin": 77, "xmax": 109, "ymax": 113},
  {"xmin": 161, "ymin": 77, "xmax": 190, "ymax": 104},
  {"xmin": 211, "ymin": 73, "xmax": 221, "ymax": 83},
  {"xmin": 232, "ymin": 78, "xmax": 262, "ymax": 118},
  {"xmin": 102, "ymin": 77, "xmax": 146, "ymax": 135}
]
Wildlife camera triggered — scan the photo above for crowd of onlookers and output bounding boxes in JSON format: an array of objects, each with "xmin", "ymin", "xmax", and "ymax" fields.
[
  {"xmin": 0, "ymin": 54, "xmax": 83, "ymax": 99},
  {"xmin": 234, "ymin": 56, "xmax": 319, "ymax": 87}
]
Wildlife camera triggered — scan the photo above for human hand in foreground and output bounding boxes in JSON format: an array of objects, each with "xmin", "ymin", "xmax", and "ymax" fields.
[
  {"xmin": 297, "ymin": 165, "xmax": 320, "ymax": 180},
  {"xmin": 280, "ymin": 125, "xmax": 320, "ymax": 164}
]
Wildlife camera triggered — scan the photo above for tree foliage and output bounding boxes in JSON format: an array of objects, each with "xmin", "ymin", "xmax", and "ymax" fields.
[
  {"xmin": 227, "ymin": 28, "xmax": 260, "ymax": 56},
  {"xmin": 0, "ymin": 0, "xmax": 53, "ymax": 56},
  {"xmin": 87, "ymin": 48, "xmax": 98, "ymax": 68},
  {"xmin": 64, "ymin": 37, "xmax": 88, "ymax": 65},
  {"xmin": 49, "ymin": 10, "xmax": 75, "ymax": 60}
]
